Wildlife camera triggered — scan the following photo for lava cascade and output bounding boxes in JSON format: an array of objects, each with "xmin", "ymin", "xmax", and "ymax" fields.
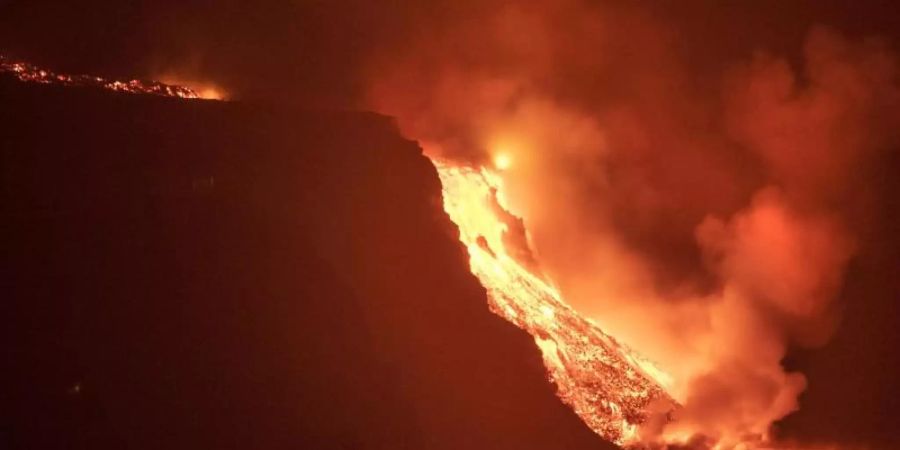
[{"xmin": 433, "ymin": 160, "xmax": 676, "ymax": 446}]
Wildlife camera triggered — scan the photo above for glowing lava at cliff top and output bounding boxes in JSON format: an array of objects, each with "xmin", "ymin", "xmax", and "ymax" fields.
[
  {"xmin": 0, "ymin": 55, "xmax": 218, "ymax": 99},
  {"xmin": 433, "ymin": 159, "xmax": 677, "ymax": 446}
]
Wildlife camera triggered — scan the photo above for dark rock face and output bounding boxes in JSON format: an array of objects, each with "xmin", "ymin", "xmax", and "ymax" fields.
[{"xmin": 1, "ymin": 79, "xmax": 615, "ymax": 450}]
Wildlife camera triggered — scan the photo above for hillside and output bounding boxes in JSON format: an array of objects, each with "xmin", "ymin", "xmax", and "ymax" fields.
[{"xmin": 1, "ymin": 78, "xmax": 615, "ymax": 450}]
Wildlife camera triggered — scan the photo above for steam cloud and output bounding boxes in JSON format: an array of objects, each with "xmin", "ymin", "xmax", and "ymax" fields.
[{"xmin": 367, "ymin": 1, "xmax": 899, "ymax": 447}]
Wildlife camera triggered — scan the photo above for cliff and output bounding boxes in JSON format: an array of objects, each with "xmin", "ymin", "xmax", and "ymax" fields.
[{"xmin": 1, "ymin": 78, "xmax": 615, "ymax": 450}]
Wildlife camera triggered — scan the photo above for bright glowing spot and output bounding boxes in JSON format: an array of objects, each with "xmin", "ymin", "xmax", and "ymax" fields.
[
  {"xmin": 493, "ymin": 152, "xmax": 513, "ymax": 170},
  {"xmin": 540, "ymin": 305, "xmax": 555, "ymax": 319},
  {"xmin": 157, "ymin": 74, "xmax": 227, "ymax": 100},
  {"xmin": 196, "ymin": 87, "xmax": 225, "ymax": 100}
]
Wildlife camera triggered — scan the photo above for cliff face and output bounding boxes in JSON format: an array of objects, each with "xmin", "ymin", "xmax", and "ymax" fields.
[{"xmin": 1, "ymin": 79, "xmax": 615, "ymax": 450}]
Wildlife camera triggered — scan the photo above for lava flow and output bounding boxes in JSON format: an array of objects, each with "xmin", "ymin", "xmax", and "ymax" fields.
[
  {"xmin": 432, "ymin": 159, "xmax": 676, "ymax": 446},
  {"xmin": 0, "ymin": 55, "xmax": 218, "ymax": 99}
]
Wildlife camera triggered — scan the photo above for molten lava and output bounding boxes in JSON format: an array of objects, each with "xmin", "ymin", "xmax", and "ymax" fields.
[
  {"xmin": 0, "ymin": 55, "xmax": 216, "ymax": 99},
  {"xmin": 432, "ymin": 159, "xmax": 676, "ymax": 446}
]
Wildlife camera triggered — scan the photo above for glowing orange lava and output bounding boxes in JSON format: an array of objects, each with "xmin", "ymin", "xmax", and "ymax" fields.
[
  {"xmin": 431, "ymin": 159, "xmax": 676, "ymax": 446},
  {"xmin": 0, "ymin": 55, "xmax": 218, "ymax": 99}
]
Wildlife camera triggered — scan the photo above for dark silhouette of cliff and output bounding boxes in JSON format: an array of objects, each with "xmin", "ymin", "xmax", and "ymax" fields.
[{"xmin": 1, "ymin": 78, "xmax": 616, "ymax": 450}]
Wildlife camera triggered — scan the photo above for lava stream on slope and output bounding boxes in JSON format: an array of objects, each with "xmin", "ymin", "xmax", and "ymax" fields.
[{"xmin": 433, "ymin": 160, "xmax": 677, "ymax": 446}]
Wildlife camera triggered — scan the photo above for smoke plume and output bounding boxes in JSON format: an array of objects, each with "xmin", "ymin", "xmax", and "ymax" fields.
[{"xmin": 367, "ymin": 1, "xmax": 899, "ymax": 447}]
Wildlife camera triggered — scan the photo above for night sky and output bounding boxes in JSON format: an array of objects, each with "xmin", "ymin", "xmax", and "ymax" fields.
[{"xmin": 3, "ymin": 1, "xmax": 900, "ymax": 106}]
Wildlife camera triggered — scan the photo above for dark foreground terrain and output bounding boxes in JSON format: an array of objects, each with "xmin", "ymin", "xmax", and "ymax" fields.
[{"xmin": 1, "ymin": 79, "xmax": 614, "ymax": 450}]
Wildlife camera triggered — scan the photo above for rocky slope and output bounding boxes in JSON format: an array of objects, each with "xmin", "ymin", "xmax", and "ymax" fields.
[{"xmin": 1, "ymin": 77, "xmax": 616, "ymax": 450}]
